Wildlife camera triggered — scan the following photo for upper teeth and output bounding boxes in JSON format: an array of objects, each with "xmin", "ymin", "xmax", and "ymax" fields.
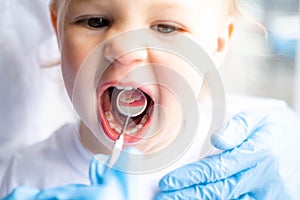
[{"xmin": 116, "ymin": 85, "xmax": 137, "ymax": 90}]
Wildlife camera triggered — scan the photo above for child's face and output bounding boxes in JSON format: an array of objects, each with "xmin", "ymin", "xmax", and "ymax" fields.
[{"xmin": 52, "ymin": 0, "xmax": 233, "ymax": 152}]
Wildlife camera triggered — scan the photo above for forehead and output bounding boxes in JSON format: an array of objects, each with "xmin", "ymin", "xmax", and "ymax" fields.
[
  {"xmin": 63, "ymin": 0, "xmax": 224, "ymax": 11},
  {"xmin": 59, "ymin": 0, "xmax": 228, "ymax": 24}
]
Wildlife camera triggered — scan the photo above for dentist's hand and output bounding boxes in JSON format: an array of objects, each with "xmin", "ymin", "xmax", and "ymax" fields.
[
  {"xmin": 2, "ymin": 149, "xmax": 137, "ymax": 200},
  {"xmin": 156, "ymin": 107, "xmax": 300, "ymax": 200}
]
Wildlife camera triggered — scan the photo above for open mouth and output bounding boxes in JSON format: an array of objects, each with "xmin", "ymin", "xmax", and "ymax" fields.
[{"xmin": 98, "ymin": 85, "xmax": 154, "ymax": 143}]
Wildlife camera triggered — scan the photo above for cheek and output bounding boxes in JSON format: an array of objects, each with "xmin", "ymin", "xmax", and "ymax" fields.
[
  {"xmin": 60, "ymin": 32, "xmax": 98, "ymax": 98},
  {"xmin": 151, "ymin": 51, "xmax": 203, "ymax": 97},
  {"xmin": 192, "ymin": 31, "xmax": 219, "ymax": 57},
  {"xmin": 149, "ymin": 51, "xmax": 203, "ymax": 130}
]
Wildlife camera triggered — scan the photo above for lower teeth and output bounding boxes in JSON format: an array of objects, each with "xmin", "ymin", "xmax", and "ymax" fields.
[
  {"xmin": 141, "ymin": 115, "xmax": 149, "ymax": 124},
  {"xmin": 105, "ymin": 112, "xmax": 113, "ymax": 121},
  {"xmin": 105, "ymin": 111, "xmax": 147, "ymax": 135}
]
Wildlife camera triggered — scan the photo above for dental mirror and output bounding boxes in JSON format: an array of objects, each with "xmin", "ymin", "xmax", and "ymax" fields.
[
  {"xmin": 106, "ymin": 89, "xmax": 147, "ymax": 169},
  {"xmin": 116, "ymin": 89, "xmax": 148, "ymax": 118}
]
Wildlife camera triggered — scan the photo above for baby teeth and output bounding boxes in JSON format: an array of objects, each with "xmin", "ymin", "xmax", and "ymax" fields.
[
  {"xmin": 125, "ymin": 128, "xmax": 138, "ymax": 135},
  {"xmin": 105, "ymin": 112, "xmax": 113, "ymax": 122},
  {"xmin": 141, "ymin": 115, "xmax": 149, "ymax": 124},
  {"xmin": 105, "ymin": 110, "xmax": 147, "ymax": 135},
  {"xmin": 135, "ymin": 95, "xmax": 142, "ymax": 100},
  {"xmin": 119, "ymin": 91, "xmax": 144, "ymax": 103},
  {"xmin": 115, "ymin": 85, "xmax": 137, "ymax": 90},
  {"xmin": 109, "ymin": 121, "xmax": 121, "ymax": 133},
  {"xmin": 108, "ymin": 120, "xmax": 145, "ymax": 135},
  {"xmin": 120, "ymin": 95, "xmax": 135, "ymax": 103},
  {"xmin": 109, "ymin": 122, "xmax": 115, "ymax": 129},
  {"xmin": 114, "ymin": 127, "xmax": 121, "ymax": 134},
  {"xmin": 124, "ymin": 86, "xmax": 133, "ymax": 90},
  {"xmin": 136, "ymin": 124, "xmax": 143, "ymax": 129}
]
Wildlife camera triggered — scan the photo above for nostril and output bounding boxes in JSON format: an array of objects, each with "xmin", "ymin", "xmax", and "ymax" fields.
[
  {"xmin": 105, "ymin": 46, "xmax": 148, "ymax": 65},
  {"xmin": 121, "ymin": 50, "xmax": 148, "ymax": 63}
]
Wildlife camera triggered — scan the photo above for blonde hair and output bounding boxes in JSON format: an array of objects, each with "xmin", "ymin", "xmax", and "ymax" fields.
[
  {"xmin": 230, "ymin": 0, "xmax": 266, "ymax": 33},
  {"xmin": 50, "ymin": 0, "xmax": 242, "ymax": 17},
  {"xmin": 229, "ymin": 0, "xmax": 242, "ymax": 18}
]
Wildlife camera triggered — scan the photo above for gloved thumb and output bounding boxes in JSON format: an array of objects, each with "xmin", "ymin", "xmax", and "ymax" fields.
[
  {"xmin": 211, "ymin": 112, "xmax": 257, "ymax": 150},
  {"xmin": 1, "ymin": 186, "xmax": 40, "ymax": 200}
]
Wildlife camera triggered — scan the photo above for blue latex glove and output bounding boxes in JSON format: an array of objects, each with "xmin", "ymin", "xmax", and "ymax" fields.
[
  {"xmin": 1, "ymin": 150, "xmax": 135, "ymax": 200},
  {"xmin": 156, "ymin": 107, "xmax": 300, "ymax": 200}
]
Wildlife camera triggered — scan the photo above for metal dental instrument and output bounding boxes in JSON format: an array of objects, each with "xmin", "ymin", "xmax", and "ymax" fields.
[{"xmin": 106, "ymin": 89, "xmax": 147, "ymax": 168}]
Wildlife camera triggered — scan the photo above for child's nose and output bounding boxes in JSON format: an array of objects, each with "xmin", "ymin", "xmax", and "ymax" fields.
[{"xmin": 104, "ymin": 36, "xmax": 148, "ymax": 66}]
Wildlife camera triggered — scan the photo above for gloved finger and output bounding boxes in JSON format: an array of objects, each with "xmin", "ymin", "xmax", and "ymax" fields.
[
  {"xmin": 35, "ymin": 184, "xmax": 120, "ymax": 200},
  {"xmin": 35, "ymin": 184, "xmax": 92, "ymax": 199},
  {"xmin": 90, "ymin": 154, "xmax": 110, "ymax": 185},
  {"xmin": 211, "ymin": 111, "xmax": 266, "ymax": 150},
  {"xmin": 234, "ymin": 193, "xmax": 255, "ymax": 200},
  {"xmin": 156, "ymin": 167, "xmax": 256, "ymax": 200},
  {"xmin": 159, "ymin": 131, "xmax": 267, "ymax": 191},
  {"xmin": 1, "ymin": 186, "xmax": 40, "ymax": 200}
]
